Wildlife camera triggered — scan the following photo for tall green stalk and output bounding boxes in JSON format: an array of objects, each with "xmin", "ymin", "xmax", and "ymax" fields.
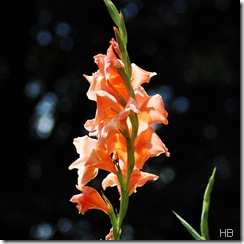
[{"xmin": 103, "ymin": 0, "xmax": 138, "ymax": 239}]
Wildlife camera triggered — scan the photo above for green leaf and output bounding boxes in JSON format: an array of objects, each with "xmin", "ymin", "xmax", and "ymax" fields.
[
  {"xmin": 200, "ymin": 167, "xmax": 217, "ymax": 240},
  {"xmin": 173, "ymin": 211, "xmax": 205, "ymax": 240}
]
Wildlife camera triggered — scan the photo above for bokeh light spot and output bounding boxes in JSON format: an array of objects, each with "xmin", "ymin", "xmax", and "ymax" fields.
[
  {"xmin": 30, "ymin": 223, "xmax": 55, "ymax": 240},
  {"xmin": 25, "ymin": 80, "xmax": 43, "ymax": 99},
  {"xmin": 54, "ymin": 22, "xmax": 71, "ymax": 37},
  {"xmin": 203, "ymin": 124, "xmax": 218, "ymax": 140},
  {"xmin": 122, "ymin": 2, "xmax": 139, "ymax": 22},
  {"xmin": 172, "ymin": 0, "xmax": 188, "ymax": 14},
  {"xmin": 151, "ymin": 123, "xmax": 162, "ymax": 131},
  {"xmin": 213, "ymin": 155, "xmax": 230, "ymax": 179},
  {"xmin": 36, "ymin": 30, "xmax": 52, "ymax": 46},
  {"xmin": 158, "ymin": 85, "xmax": 175, "ymax": 101},
  {"xmin": 148, "ymin": 85, "xmax": 174, "ymax": 111},
  {"xmin": 172, "ymin": 96, "xmax": 190, "ymax": 114},
  {"xmin": 158, "ymin": 4, "xmax": 179, "ymax": 26},
  {"xmin": 160, "ymin": 167, "xmax": 175, "ymax": 184},
  {"xmin": 152, "ymin": 167, "xmax": 175, "ymax": 189},
  {"xmin": 35, "ymin": 92, "xmax": 57, "ymax": 116},
  {"xmin": 35, "ymin": 115, "xmax": 55, "ymax": 139},
  {"xmin": 28, "ymin": 162, "xmax": 42, "ymax": 180},
  {"xmin": 57, "ymin": 218, "xmax": 73, "ymax": 235},
  {"xmin": 121, "ymin": 224, "xmax": 134, "ymax": 240},
  {"xmin": 31, "ymin": 92, "xmax": 57, "ymax": 139}
]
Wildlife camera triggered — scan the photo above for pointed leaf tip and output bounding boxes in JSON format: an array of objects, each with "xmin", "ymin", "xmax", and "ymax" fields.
[{"xmin": 200, "ymin": 167, "xmax": 217, "ymax": 240}]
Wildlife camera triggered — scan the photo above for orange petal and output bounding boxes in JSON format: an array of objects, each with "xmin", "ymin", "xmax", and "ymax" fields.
[
  {"xmin": 135, "ymin": 86, "xmax": 168, "ymax": 126},
  {"xmin": 85, "ymin": 149, "xmax": 117, "ymax": 175},
  {"xmin": 70, "ymin": 185, "xmax": 109, "ymax": 215},
  {"xmin": 84, "ymin": 71, "xmax": 120, "ymax": 102},
  {"xmin": 142, "ymin": 94, "xmax": 168, "ymax": 125},
  {"xmin": 84, "ymin": 118, "xmax": 97, "ymax": 133},
  {"xmin": 129, "ymin": 169, "xmax": 159, "ymax": 195},
  {"xmin": 109, "ymin": 38, "xmax": 121, "ymax": 57},
  {"xmin": 96, "ymin": 91, "xmax": 121, "ymax": 122},
  {"xmin": 105, "ymin": 227, "xmax": 122, "ymax": 240},
  {"xmin": 102, "ymin": 172, "xmax": 120, "ymax": 194},
  {"xmin": 77, "ymin": 166, "xmax": 98, "ymax": 186},
  {"xmin": 118, "ymin": 97, "xmax": 140, "ymax": 120},
  {"xmin": 134, "ymin": 126, "xmax": 170, "ymax": 169},
  {"xmin": 69, "ymin": 136, "xmax": 97, "ymax": 170},
  {"xmin": 73, "ymin": 136, "xmax": 97, "ymax": 155},
  {"xmin": 105, "ymin": 228, "xmax": 114, "ymax": 240},
  {"xmin": 131, "ymin": 63, "xmax": 157, "ymax": 89}
]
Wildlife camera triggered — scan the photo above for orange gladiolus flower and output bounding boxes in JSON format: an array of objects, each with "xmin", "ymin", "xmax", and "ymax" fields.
[
  {"xmin": 70, "ymin": 37, "xmax": 169, "ymax": 221},
  {"xmin": 70, "ymin": 185, "xmax": 109, "ymax": 215},
  {"xmin": 69, "ymin": 136, "xmax": 118, "ymax": 186},
  {"xmin": 134, "ymin": 126, "xmax": 170, "ymax": 169},
  {"xmin": 135, "ymin": 86, "xmax": 168, "ymax": 130},
  {"xmin": 102, "ymin": 166, "xmax": 159, "ymax": 196},
  {"xmin": 83, "ymin": 38, "xmax": 159, "ymax": 104},
  {"xmin": 69, "ymin": 1, "xmax": 172, "ymax": 238},
  {"xmin": 69, "ymin": 136, "xmax": 98, "ymax": 170}
]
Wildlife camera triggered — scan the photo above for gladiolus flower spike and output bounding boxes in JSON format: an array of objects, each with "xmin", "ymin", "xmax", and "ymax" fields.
[{"xmin": 69, "ymin": 0, "xmax": 169, "ymax": 240}]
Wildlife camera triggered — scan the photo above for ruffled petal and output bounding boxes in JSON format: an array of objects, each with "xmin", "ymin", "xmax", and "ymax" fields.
[
  {"xmin": 131, "ymin": 63, "xmax": 157, "ymax": 89},
  {"xmin": 70, "ymin": 185, "xmax": 109, "ymax": 215},
  {"xmin": 134, "ymin": 126, "xmax": 170, "ymax": 169},
  {"xmin": 129, "ymin": 169, "xmax": 159, "ymax": 195},
  {"xmin": 102, "ymin": 173, "xmax": 119, "ymax": 193}
]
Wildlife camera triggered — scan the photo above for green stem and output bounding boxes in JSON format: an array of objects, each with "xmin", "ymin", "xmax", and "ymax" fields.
[
  {"xmin": 112, "ymin": 137, "xmax": 135, "ymax": 240},
  {"xmin": 102, "ymin": 1, "xmax": 139, "ymax": 240},
  {"xmin": 109, "ymin": 205, "xmax": 120, "ymax": 240}
]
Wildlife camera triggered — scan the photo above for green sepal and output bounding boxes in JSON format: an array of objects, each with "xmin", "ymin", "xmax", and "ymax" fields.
[
  {"xmin": 101, "ymin": 191, "xmax": 120, "ymax": 240},
  {"xmin": 103, "ymin": 0, "xmax": 127, "ymax": 45},
  {"xmin": 103, "ymin": 0, "xmax": 121, "ymax": 28},
  {"xmin": 129, "ymin": 111, "xmax": 138, "ymax": 141},
  {"xmin": 200, "ymin": 167, "xmax": 217, "ymax": 240},
  {"xmin": 118, "ymin": 12, "xmax": 128, "ymax": 45},
  {"xmin": 116, "ymin": 162, "xmax": 126, "ymax": 191},
  {"xmin": 113, "ymin": 27, "xmax": 132, "ymax": 80},
  {"xmin": 173, "ymin": 211, "xmax": 205, "ymax": 240}
]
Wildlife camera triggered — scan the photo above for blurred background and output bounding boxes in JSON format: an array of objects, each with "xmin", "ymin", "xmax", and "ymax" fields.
[{"xmin": 0, "ymin": 0, "xmax": 240, "ymax": 240}]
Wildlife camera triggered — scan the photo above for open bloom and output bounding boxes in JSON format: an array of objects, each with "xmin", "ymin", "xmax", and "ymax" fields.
[
  {"xmin": 84, "ymin": 38, "xmax": 159, "ymax": 103},
  {"xmin": 102, "ymin": 166, "xmax": 159, "ymax": 196},
  {"xmin": 70, "ymin": 185, "xmax": 109, "ymax": 215},
  {"xmin": 69, "ymin": 136, "xmax": 99, "ymax": 186},
  {"xmin": 69, "ymin": 136, "xmax": 118, "ymax": 186}
]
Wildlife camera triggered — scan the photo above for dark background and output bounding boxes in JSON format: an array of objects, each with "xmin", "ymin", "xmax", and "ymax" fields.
[{"xmin": 0, "ymin": 0, "xmax": 240, "ymax": 240}]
